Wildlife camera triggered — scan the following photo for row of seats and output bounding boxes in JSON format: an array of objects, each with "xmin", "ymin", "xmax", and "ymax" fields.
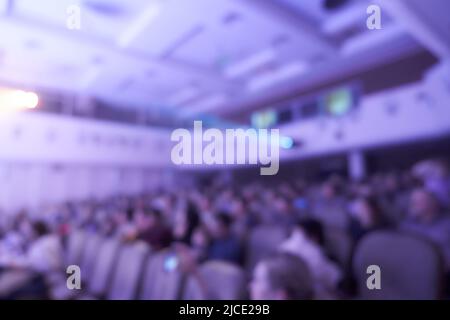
[
  {"xmin": 53, "ymin": 231, "xmax": 247, "ymax": 300},
  {"xmin": 245, "ymin": 225, "xmax": 445, "ymax": 299},
  {"xmin": 56, "ymin": 227, "xmax": 444, "ymax": 300},
  {"xmin": 245, "ymin": 225, "xmax": 352, "ymax": 272}
]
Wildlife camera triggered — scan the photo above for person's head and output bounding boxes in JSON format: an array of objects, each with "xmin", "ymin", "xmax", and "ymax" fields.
[
  {"xmin": 295, "ymin": 218, "xmax": 325, "ymax": 246},
  {"xmin": 250, "ymin": 253, "xmax": 313, "ymax": 300},
  {"xmin": 210, "ymin": 212, "xmax": 233, "ymax": 239},
  {"xmin": 113, "ymin": 210, "xmax": 128, "ymax": 225},
  {"xmin": 350, "ymin": 196, "xmax": 382, "ymax": 227},
  {"xmin": 125, "ymin": 207, "xmax": 135, "ymax": 222},
  {"xmin": 273, "ymin": 196, "xmax": 292, "ymax": 215},
  {"xmin": 409, "ymin": 188, "xmax": 440, "ymax": 222},
  {"xmin": 191, "ymin": 225, "xmax": 210, "ymax": 248},
  {"xmin": 32, "ymin": 221, "xmax": 50, "ymax": 239},
  {"xmin": 383, "ymin": 173, "xmax": 400, "ymax": 193},
  {"xmin": 321, "ymin": 181, "xmax": 338, "ymax": 199},
  {"xmin": 136, "ymin": 208, "xmax": 163, "ymax": 231},
  {"xmin": 230, "ymin": 198, "xmax": 246, "ymax": 218}
]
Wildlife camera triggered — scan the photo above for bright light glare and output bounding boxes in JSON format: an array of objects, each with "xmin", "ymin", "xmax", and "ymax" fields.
[
  {"xmin": 0, "ymin": 89, "xmax": 39, "ymax": 112},
  {"xmin": 280, "ymin": 136, "xmax": 294, "ymax": 149}
]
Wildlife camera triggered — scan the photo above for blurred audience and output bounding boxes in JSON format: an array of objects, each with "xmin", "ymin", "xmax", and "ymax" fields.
[{"xmin": 0, "ymin": 157, "xmax": 449, "ymax": 299}]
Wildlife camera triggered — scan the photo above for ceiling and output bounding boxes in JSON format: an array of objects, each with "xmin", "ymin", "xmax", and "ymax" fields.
[{"xmin": 0, "ymin": 0, "xmax": 448, "ymax": 121}]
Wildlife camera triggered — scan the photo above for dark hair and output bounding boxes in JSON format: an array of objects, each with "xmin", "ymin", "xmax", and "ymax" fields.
[
  {"xmin": 262, "ymin": 253, "xmax": 314, "ymax": 300},
  {"xmin": 181, "ymin": 202, "xmax": 200, "ymax": 244},
  {"xmin": 297, "ymin": 218, "xmax": 325, "ymax": 246},
  {"xmin": 357, "ymin": 195, "xmax": 384, "ymax": 223},
  {"xmin": 216, "ymin": 212, "xmax": 233, "ymax": 229},
  {"xmin": 126, "ymin": 207, "xmax": 135, "ymax": 221},
  {"xmin": 33, "ymin": 221, "xmax": 50, "ymax": 237},
  {"xmin": 145, "ymin": 208, "xmax": 162, "ymax": 220}
]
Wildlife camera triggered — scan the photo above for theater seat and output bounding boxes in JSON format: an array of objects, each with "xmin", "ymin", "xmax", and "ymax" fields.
[
  {"xmin": 324, "ymin": 227, "xmax": 352, "ymax": 268},
  {"xmin": 49, "ymin": 233, "xmax": 104, "ymax": 300},
  {"xmin": 85, "ymin": 237, "xmax": 121, "ymax": 298},
  {"xmin": 353, "ymin": 231, "xmax": 444, "ymax": 300},
  {"xmin": 65, "ymin": 230, "xmax": 88, "ymax": 267},
  {"xmin": 138, "ymin": 250, "xmax": 184, "ymax": 300},
  {"xmin": 183, "ymin": 261, "xmax": 247, "ymax": 300},
  {"xmin": 79, "ymin": 233, "xmax": 104, "ymax": 282},
  {"xmin": 245, "ymin": 226, "xmax": 288, "ymax": 273},
  {"xmin": 107, "ymin": 241, "xmax": 151, "ymax": 300},
  {"xmin": 311, "ymin": 202, "xmax": 349, "ymax": 230}
]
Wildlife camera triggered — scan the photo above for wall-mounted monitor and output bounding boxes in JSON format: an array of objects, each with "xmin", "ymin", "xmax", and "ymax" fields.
[
  {"xmin": 323, "ymin": 87, "xmax": 355, "ymax": 117},
  {"xmin": 249, "ymin": 81, "xmax": 362, "ymax": 127},
  {"xmin": 251, "ymin": 109, "xmax": 278, "ymax": 128}
]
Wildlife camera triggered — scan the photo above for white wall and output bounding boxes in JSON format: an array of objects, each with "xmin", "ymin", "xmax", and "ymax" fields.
[
  {"xmin": 0, "ymin": 162, "xmax": 177, "ymax": 213},
  {"xmin": 0, "ymin": 112, "xmax": 172, "ymax": 165},
  {"xmin": 0, "ymin": 112, "xmax": 175, "ymax": 212}
]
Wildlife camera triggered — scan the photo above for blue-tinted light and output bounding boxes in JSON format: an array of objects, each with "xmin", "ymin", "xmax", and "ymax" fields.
[{"xmin": 280, "ymin": 136, "xmax": 294, "ymax": 149}]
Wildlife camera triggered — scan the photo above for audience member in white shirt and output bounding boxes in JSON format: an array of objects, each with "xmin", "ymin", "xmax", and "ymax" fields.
[{"xmin": 279, "ymin": 219, "xmax": 341, "ymax": 298}]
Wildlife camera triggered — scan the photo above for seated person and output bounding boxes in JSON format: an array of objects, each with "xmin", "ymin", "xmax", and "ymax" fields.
[
  {"xmin": 136, "ymin": 209, "xmax": 173, "ymax": 250},
  {"xmin": 190, "ymin": 225, "xmax": 211, "ymax": 263},
  {"xmin": 279, "ymin": 219, "xmax": 341, "ymax": 298},
  {"xmin": 249, "ymin": 252, "xmax": 314, "ymax": 300},
  {"xmin": 0, "ymin": 221, "xmax": 63, "ymax": 274},
  {"xmin": 205, "ymin": 213, "xmax": 242, "ymax": 265},
  {"xmin": 400, "ymin": 188, "xmax": 450, "ymax": 271},
  {"xmin": 113, "ymin": 208, "xmax": 136, "ymax": 241},
  {"xmin": 0, "ymin": 221, "xmax": 62, "ymax": 299},
  {"xmin": 348, "ymin": 196, "xmax": 389, "ymax": 242},
  {"xmin": 310, "ymin": 181, "xmax": 348, "ymax": 229}
]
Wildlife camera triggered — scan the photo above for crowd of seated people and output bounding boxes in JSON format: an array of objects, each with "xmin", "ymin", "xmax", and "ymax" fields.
[{"xmin": 0, "ymin": 157, "xmax": 449, "ymax": 299}]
